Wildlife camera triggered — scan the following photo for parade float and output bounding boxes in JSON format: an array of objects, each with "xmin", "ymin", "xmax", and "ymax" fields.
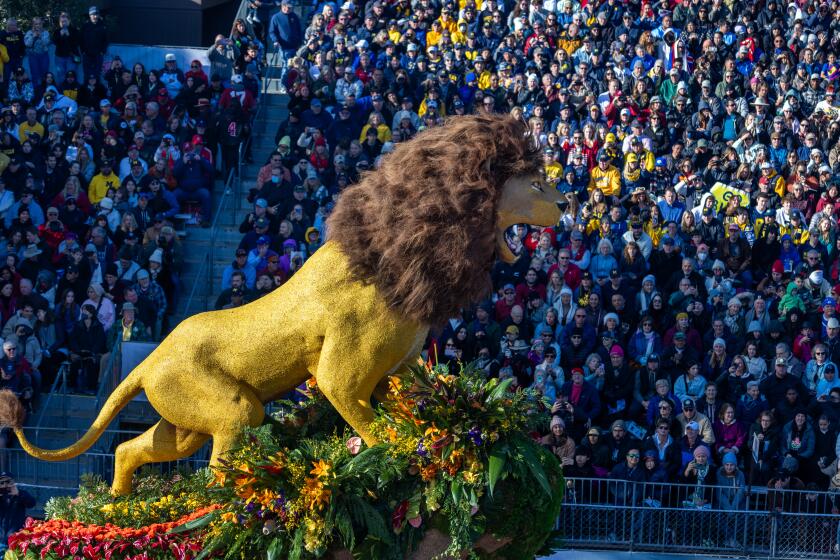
[
  {"xmin": 1, "ymin": 115, "xmax": 564, "ymax": 559},
  {"xmin": 5, "ymin": 363, "xmax": 563, "ymax": 559}
]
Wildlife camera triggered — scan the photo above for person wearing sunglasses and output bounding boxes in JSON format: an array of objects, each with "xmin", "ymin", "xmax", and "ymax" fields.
[
  {"xmin": 643, "ymin": 418, "xmax": 683, "ymax": 480},
  {"xmin": 608, "ymin": 447, "xmax": 645, "ymax": 506}
]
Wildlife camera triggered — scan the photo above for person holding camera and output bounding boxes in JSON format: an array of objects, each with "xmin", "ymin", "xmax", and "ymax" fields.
[{"xmin": 0, "ymin": 473, "xmax": 34, "ymax": 550}]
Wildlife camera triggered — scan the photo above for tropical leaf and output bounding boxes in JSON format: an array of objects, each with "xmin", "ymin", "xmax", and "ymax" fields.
[
  {"xmin": 348, "ymin": 496, "xmax": 391, "ymax": 543},
  {"xmin": 166, "ymin": 511, "xmax": 216, "ymax": 534},
  {"xmin": 515, "ymin": 438, "xmax": 551, "ymax": 497},
  {"xmin": 266, "ymin": 537, "xmax": 285, "ymax": 560},
  {"xmin": 450, "ymin": 480, "xmax": 462, "ymax": 506},
  {"xmin": 335, "ymin": 505, "xmax": 355, "ymax": 550},
  {"xmin": 487, "ymin": 444, "xmax": 508, "ymax": 497},
  {"xmin": 487, "ymin": 378, "xmax": 513, "ymax": 403}
]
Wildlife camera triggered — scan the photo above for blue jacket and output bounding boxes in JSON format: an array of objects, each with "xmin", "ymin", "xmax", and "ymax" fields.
[
  {"xmin": 268, "ymin": 11, "xmax": 302, "ymax": 51},
  {"xmin": 173, "ymin": 156, "xmax": 213, "ymax": 193}
]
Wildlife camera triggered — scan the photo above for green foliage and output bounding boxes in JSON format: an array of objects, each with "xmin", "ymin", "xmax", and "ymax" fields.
[
  {"xmin": 37, "ymin": 362, "xmax": 563, "ymax": 560},
  {"xmin": 44, "ymin": 470, "xmax": 215, "ymax": 528}
]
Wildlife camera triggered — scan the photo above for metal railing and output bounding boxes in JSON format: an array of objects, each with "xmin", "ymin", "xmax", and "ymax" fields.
[
  {"xmin": 234, "ymin": 23, "xmax": 279, "ymax": 216},
  {"xmin": 33, "ymin": 362, "xmax": 71, "ymax": 434},
  {"xmin": 182, "ymin": 5, "xmax": 281, "ymax": 316},
  {"xmin": 182, "ymin": 167, "xmax": 237, "ymax": 314},
  {"xmin": 559, "ymin": 477, "xmax": 840, "ymax": 558},
  {"xmin": 94, "ymin": 338, "xmax": 123, "ymax": 412},
  {"xmin": 2, "ymin": 447, "xmax": 210, "ymax": 489}
]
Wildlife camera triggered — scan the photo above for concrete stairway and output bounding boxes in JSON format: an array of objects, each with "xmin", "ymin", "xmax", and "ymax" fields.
[{"xmin": 175, "ymin": 64, "xmax": 289, "ymax": 321}]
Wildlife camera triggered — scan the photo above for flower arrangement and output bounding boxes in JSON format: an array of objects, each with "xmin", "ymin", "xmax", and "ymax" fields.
[
  {"xmin": 5, "ymin": 505, "xmax": 218, "ymax": 560},
  {"xmin": 7, "ymin": 362, "xmax": 563, "ymax": 560},
  {"xmin": 44, "ymin": 471, "xmax": 216, "ymax": 528}
]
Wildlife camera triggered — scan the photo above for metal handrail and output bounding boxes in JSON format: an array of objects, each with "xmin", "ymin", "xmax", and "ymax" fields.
[
  {"xmin": 33, "ymin": 362, "xmax": 70, "ymax": 434},
  {"xmin": 234, "ymin": 18, "xmax": 280, "ymax": 215},
  {"xmin": 181, "ymin": 167, "xmax": 236, "ymax": 315},
  {"xmin": 182, "ymin": 0, "xmax": 277, "ymax": 315},
  {"xmin": 94, "ymin": 337, "xmax": 122, "ymax": 411}
]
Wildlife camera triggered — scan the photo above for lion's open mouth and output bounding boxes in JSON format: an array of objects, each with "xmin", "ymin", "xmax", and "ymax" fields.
[{"xmin": 495, "ymin": 227, "xmax": 517, "ymax": 264}]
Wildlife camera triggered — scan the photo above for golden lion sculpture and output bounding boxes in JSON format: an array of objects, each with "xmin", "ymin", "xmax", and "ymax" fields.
[{"xmin": 0, "ymin": 114, "xmax": 560, "ymax": 495}]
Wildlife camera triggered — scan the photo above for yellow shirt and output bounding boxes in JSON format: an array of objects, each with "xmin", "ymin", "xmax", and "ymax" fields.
[
  {"xmin": 426, "ymin": 29, "xmax": 444, "ymax": 47},
  {"xmin": 0, "ymin": 45, "xmax": 8, "ymax": 80},
  {"xmin": 359, "ymin": 124, "xmax": 392, "ymax": 144},
  {"xmin": 437, "ymin": 17, "xmax": 458, "ymax": 35},
  {"xmin": 458, "ymin": 0, "xmax": 482, "ymax": 10},
  {"xmin": 18, "ymin": 121, "xmax": 45, "ymax": 143},
  {"xmin": 545, "ymin": 162, "xmax": 564, "ymax": 184},
  {"xmin": 476, "ymin": 69, "xmax": 492, "ymax": 90},
  {"xmin": 88, "ymin": 171, "xmax": 121, "ymax": 204},
  {"xmin": 588, "ymin": 165, "xmax": 621, "ymax": 196}
]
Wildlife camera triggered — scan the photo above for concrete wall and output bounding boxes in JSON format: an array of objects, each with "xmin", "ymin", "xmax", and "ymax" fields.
[{"xmin": 103, "ymin": 0, "xmax": 238, "ymax": 48}]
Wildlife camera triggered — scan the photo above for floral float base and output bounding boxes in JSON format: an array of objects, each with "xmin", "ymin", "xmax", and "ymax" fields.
[{"xmin": 7, "ymin": 363, "xmax": 563, "ymax": 560}]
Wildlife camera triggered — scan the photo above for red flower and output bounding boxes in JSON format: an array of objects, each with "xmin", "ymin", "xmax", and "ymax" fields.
[{"xmin": 392, "ymin": 500, "xmax": 409, "ymax": 530}]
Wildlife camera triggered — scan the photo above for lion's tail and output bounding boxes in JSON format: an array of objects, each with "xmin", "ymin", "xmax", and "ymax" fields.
[{"xmin": 0, "ymin": 369, "xmax": 144, "ymax": 461}]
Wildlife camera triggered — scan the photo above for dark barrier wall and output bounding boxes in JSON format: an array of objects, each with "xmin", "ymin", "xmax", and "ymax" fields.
[{"xmin": 104, "ymin": 0, "xmax": 238, "ymax": 47}]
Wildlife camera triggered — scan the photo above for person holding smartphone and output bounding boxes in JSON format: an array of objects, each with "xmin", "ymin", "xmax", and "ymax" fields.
[{"xmin": 0, "ymin": 473, "xmax": 35, "ymax": 549}]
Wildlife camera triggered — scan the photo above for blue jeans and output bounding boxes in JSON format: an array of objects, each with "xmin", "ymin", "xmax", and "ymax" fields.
[
  {"xmin": 174, "ymin": 187, "xmax": 212, "ymax": 221},
  {"xmin": 28, "ymin": 52, "xmax": 50, "ymax": 87},
  {"xmin": 277, "ymin": 46, "xmax": 296, "ymax": 85},
  {"xmin": 55, "ymin": 56, "xmax": 77, "ymax": 83}
]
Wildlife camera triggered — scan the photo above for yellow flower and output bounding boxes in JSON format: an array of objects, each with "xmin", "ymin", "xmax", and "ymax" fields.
[
  {"xmin": 210, "ymin": 469, "xmax": 228, "ymax": 487},
  {"xmin": 220, "ymin": 511, "xmax": 238, "ymax": 524},
  {"xmin": 100, "ymin": 503, "xmax": 114, "ymax": 514},
  {"xmin": 302, "ymin": 477, "xmax": 331, "ymax": 510},
  {"xmin": 462, "ymin": 471, "xmax": 479, "ymax": 484},
  {"xmin": 310, "ymin": 460, "xmax": 332, "ymax": 480}
]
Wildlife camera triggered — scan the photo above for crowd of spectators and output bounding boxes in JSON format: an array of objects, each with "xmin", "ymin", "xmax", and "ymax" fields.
[
  {"xmin": 221, "ymin": 0, "xmax": 840, "ymax": 511},
  {"xmin": 0, "ymin": 6, "xmax": 259, "ymax": 420}
]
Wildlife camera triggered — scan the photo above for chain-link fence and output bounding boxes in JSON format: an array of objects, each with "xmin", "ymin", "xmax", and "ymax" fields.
[{"xmin": 559, "ymin": 478, "xmax": 840, "ymax": 559}]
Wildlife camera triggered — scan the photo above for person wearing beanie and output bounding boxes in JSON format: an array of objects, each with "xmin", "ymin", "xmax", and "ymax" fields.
[
  {"xmin": 603, "ymin": 419, "xmax": 641, "ymax": 469},
  {"xmin": 564, "ymin": 445, "xmax": 598, "ymax": 480},
  {"xmin": 542, "ymin": 415, "xmax": 575, "ymax": 465},
  {"xmin": 717, "ymin": 451, "xmax": 746, "ymax": 548},
  {"xmin": 642, "ymin": 449, "xmax": 667, "ymax": 487},
  {"xmin": 636, "ymin": 274, "xmax": 658, "ymax": 314},
  {"xmin": 735, "ymin": 381, "xmax": 769, "ymax": 427}
]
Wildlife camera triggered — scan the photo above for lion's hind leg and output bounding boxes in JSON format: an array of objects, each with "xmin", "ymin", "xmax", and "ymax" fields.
[{"xmin": 112, "ymin": 420, "xmax": 209, "ymax": 495}]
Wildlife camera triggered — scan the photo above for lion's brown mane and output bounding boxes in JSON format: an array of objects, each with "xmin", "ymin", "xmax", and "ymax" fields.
[{"xmin": 327, "ymin": 114, "xmax": 542, "ymax": 326}]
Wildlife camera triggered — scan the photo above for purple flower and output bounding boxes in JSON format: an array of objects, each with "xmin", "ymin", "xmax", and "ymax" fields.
[
  {"xmin": 417, "ymin": 440, "xmax": 428, "ymax": 458},
  {"xmin": 468, "ymin": 427, "xmax": 484, "ymax": 446}
]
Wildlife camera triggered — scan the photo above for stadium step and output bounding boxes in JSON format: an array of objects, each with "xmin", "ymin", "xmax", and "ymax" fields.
[{"xmin": 172, "ymin": 77, "xmax": 288, "ymax": 323}]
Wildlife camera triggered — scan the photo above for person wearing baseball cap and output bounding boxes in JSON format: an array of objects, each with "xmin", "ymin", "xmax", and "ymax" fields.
[
  {"xmin": 495, "ymin": 282, "xmax": 519, "ymax": 321},
  {"xmin": 677, "ymin": 397, "xmax": 714, "ymax": 445}
]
